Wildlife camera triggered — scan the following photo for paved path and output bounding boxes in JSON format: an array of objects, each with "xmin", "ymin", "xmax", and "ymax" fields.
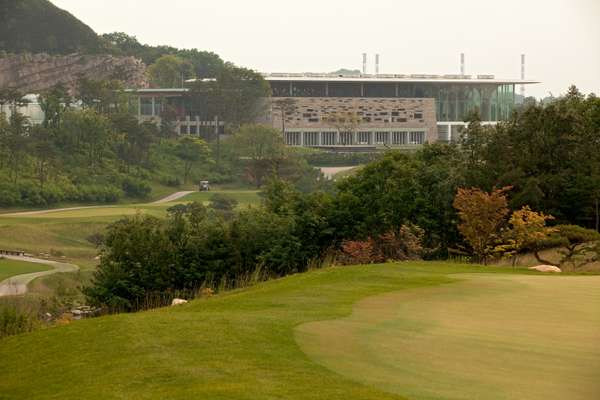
[
  {"xmin": 1, "ymin": 191, "xmax": 197, "ymax": 217},
  {"xmin": 151, "ymin": 191, "xmax": 195, "ymax": 204},
  {"xmin": 319, "ymin": 166, "xmax": 357, "ymax": 179},
  {"xmin": 0, "ymin": 255, "xmax": 79, "ymax": 297}
]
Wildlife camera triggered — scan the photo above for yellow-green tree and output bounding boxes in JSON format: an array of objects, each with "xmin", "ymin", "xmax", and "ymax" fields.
[
  {"xmin": 496, "ymin": 206, "xmax": 556, "ymax": 266},
  {"xmin": 148, "ymin": 55, "xmax": 194, "ymax": 88},
  {"xmin": 453, "ymin": 187, "xmax": 511, "ymax": 264}
]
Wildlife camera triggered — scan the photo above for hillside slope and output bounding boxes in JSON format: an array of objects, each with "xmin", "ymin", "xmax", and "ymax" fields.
[{"xmin": 0, "ymin": 0, "xmax": 108, "ymax": 54}]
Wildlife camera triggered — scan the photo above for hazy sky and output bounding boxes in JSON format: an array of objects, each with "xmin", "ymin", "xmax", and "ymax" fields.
[{"xmin": 52, "ymin": 0, "xmax": 599, "ymax": 98}]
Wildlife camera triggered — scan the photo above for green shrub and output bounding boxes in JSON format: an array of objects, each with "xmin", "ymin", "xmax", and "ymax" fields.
[
  {"xmin": 160, "ymin": 175, "xmax": 182, "ymax": 187},
  {"xmin": 303, "ymin": 151, "xmax": 382, "ymax": 167},
  {"xmin": 0, "ymin": 306, "xmax": 38, "ymax": 339},
  {"xmin": 77, "ymin": 185, "xmax": 123, "ymax": 203},
  {"xmin": 121, "ymin": 177, "xmax": 151, "ymax": 198},
  {"xmin": 0, "ymin": 186, "xmax": 20, "ymax": 206}
]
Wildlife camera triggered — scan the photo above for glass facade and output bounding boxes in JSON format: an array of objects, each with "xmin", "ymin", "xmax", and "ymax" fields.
[{"xmin": 270, "ymin": 81, "xmax": 516, "ymax": 122}]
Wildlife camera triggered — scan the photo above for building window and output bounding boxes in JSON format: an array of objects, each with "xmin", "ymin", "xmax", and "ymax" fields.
[
  {"xmin": 357, "ymin": 131, "xmax": 371, "ymax": 145},
  {"xmin": 375, "ymin": 131, "xmax": 389, "ymax": 145},
  {"xmin": 140, "ymin": 97, "xmax": 153, "ymax": 116},
  {"xmin": 414, "ymin": 112, "xmax": 423, "ymax": 119},
  {"xmin": 180, "ymin": 125, "xmax": 188, "ymax": 135},
  {"xmin": 189, "ymin": 125, "xmax": 198, "ymax": 135},
  {"xmin": 304, "ymin": 132, "xmax": 319, "ymax": 146},
  {"xmin": 392, "ymin": 131, "xmax": 407, "ymax": 145},
  {"xmin": 322, "ymin": 132, "xmax": 336, "ymax": 146},
  {"xmin": 285, "ymin": 132, "xmax": 302, "ymax": 146},
  {"xmin": 153, "ymin": 98, "xmax": 163, "ymax": 116},
  {"xmin": 409, "ymin": 131, "xmax": 425, "ymax": 145},
  {"xmin": 339, "ymin": 132, "xmax": 353, "ymax": 146}
]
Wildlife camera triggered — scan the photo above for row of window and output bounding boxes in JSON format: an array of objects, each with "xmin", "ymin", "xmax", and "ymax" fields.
[{"xmin": 284, "ymin": 131, "xmax": 426, "ymax": 146}]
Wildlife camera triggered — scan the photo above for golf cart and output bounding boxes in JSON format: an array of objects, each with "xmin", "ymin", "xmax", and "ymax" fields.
[{"xmin": 199, "ymin": 181, "xmax": 210, "ymax": 191}]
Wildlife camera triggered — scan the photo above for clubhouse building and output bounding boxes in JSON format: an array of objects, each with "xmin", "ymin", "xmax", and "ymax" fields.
[
  {"xmin": 128, "ymin": 71, "xmax": 537, "ymax": 150},
  {"xmin": 266, "ymin": 73, "xmax": 537, "ymax": 149}
]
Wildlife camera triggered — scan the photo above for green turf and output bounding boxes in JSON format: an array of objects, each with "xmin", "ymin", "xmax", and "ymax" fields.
[
  {"xmin": 0, "ymin": 190, "xmax": 262, "ymax": 271},
  {"xmin": 296, "ymin": 273, "xmax": 600, "ymax": 400},
  {"xmin": 0, "ymin": 263, "xmax": 597, "ymax": 399},
  {"xmin": 179, "ymin": 190, "xmax": 262, "ymax": 205},
  {"xmin": 0, "ymin": 258, "xmax": 53, "ymax": 281}
]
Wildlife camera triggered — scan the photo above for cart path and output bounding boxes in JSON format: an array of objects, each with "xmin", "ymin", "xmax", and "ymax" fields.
[
  {"xmin": 0, "ymin": 191, "xmax": 197, "ymax": 217},
  {"xmin": 151, "ymin": 191, "xmax": 196, "ymax": 204},
  {"xmin": 0, "ymin": 255, "xmax": 79, "ymax": 297}
]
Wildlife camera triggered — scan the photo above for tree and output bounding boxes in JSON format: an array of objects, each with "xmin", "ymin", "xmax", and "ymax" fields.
[
  {"xmin": 552, "ymin": 225, "xmax": 600, "ymax": 269},
  {"xmin": 175, "ymin": 136, "xmax": 211, "ymax": 184},
  {"xmin": 148, "ymin": 55, "xmax": 194, "ymax": 88},
  {"xmin": 323, "ymin": 110, "xmax": 360, "ymax": 145},
  {"xmin": 186, "ymin": 64, "xmax": 271, "ymax": 130},
  {"xmin": 272, "ymin": 98, "xmax": 298, "ymax": 133},
  {"xmin": 209, "ymin": 193, "xmax": 238, "ymax": 219},
  {"xmin": 29, "ymin": 125, "xmax": 58, "ymax": 188},
  {"xmin": 0, "ymin": 110, "xmax": 30, "ymax": 183},
  {"xmin": 38, "ymin": 84, "xmax": 71, "ymax": 129},
  {"xmin": 76, "ymin": 78, "xmax": 129, "ymax": 114},
  {"xmin": 59, "ymin": 109, "xmax": 113, "ymax": 169},
  {"xmin": 232, "ymin": 124, "xmax": 286, "ymax": 187},
  {"xmin": 495, "ymin": 206, "xmax": 556, "ymax": 266},
  {"xmin": 111, "ymin": 113, "xmax": 156, "ymax": 171},
  {"xmin": 453, "ymin": 187, "xmax": 511, "ymax": 264}
]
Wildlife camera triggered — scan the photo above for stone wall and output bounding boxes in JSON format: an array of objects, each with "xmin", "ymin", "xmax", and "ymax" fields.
[
  {"xmin": 269, "ymin": 97, "xmax": 438, "ymax": 143},
  {"xmin": 0, "ymin": 53, "xmax": 148, "ymax": 93}
]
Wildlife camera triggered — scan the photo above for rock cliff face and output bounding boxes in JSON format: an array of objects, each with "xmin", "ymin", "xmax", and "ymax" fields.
[{"xmin": 0, "ymin": 53, "xmax": 148, "ymax": 93}]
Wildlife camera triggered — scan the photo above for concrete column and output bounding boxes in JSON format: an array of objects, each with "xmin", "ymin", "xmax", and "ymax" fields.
[
  {"xmin": 137, "ymin": 96, "xmax": 141, "ymax": 119},
  {"xmin": 151, "ymin": 97, "xmax": 155, "ymax": 117}
]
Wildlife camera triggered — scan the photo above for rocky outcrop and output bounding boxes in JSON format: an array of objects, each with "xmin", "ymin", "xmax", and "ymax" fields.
[
  {"xmin": 529, "ymin": 265, "xmax": 562, "ymax": 273},
  {"xmin": 171, "ymin": 298, "xmax": 189, "ymax": 306},
  {"xmin": 0, "ymin": 53, "xmax": 148, "ymax": 93}
]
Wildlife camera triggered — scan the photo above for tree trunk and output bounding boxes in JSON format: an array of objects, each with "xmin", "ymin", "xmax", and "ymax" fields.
[{"xmin": 595, "ymin": 197, "xmax": 599, "ymax": 232}]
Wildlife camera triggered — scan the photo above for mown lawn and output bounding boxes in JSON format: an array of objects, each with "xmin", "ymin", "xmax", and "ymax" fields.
[
  {"xmin": 179, "ymin": 189, "xmax": 262, "ymax": 206},
  {"xmin": 0, "ymin": 262, "xmax": 598, "ymax": 400},
  {"xmin": 0, "ymin": 189, "xmax": 262, "ymax": 271},
  {"xmin": 0, "ymin": 258, "xmax": 53, "ymax": 282}
]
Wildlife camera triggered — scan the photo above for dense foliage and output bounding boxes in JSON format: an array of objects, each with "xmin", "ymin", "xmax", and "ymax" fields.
[
  {"xmin": 81, "ymin": 86, "xmax": 600, "ymax": 310},
  {"xmin": 102, "ymin": 32, "xmax": 225, "ymax": 79},
  {"xmin": 460, "ymin": 87, "xmax": 600, "ymax": 229},
  {"xmin": 85, "ymin": 186, "xmax": 335, "ymax": 311},
  {"xmin": 0, "ymin": 83, "xmax": 217, "ymax": 207}
]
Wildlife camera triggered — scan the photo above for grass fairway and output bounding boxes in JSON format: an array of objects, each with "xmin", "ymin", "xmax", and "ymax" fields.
[
  {"xmin": 0, "ymin": 189, "xmax": 262, "ymax": 271},
  {"xmin": 297, "ymin": 273, "xmax": 600, "ymax": 400},
  {"xmin": 0, "ymin": 258, "xmax": 52, "ymax": 282},
  {"xmin": 0, "ymin": 263, "xmax": 598, "ymax": 399},
  {"xmin": 180, "ymin": 189, "xmax": 262, "ymax": 206}
]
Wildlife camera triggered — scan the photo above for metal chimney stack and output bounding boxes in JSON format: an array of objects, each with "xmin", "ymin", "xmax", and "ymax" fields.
[
  {"xmin": 460, "ymin": 53, "xmax": 465, "ymax": 76},
  {"xmin": 362, "ymin": 53, "xmax": 367, "ymax": 75},
  {"xmin": 520, "ymin": 54, "xmax": 526, "ymax": 97},
  {"xmin": 375, "ymin": 54, "xmax": 380, "ymax": 76}
]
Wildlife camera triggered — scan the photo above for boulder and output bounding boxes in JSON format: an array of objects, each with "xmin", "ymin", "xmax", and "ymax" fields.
[
  {"xmin": 171, "ymin": 298, "xmax": 188, "ymax": 306},
  {"xmin": 529, "ymin": 265, "xmax": 562, "ymax": 273}
]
